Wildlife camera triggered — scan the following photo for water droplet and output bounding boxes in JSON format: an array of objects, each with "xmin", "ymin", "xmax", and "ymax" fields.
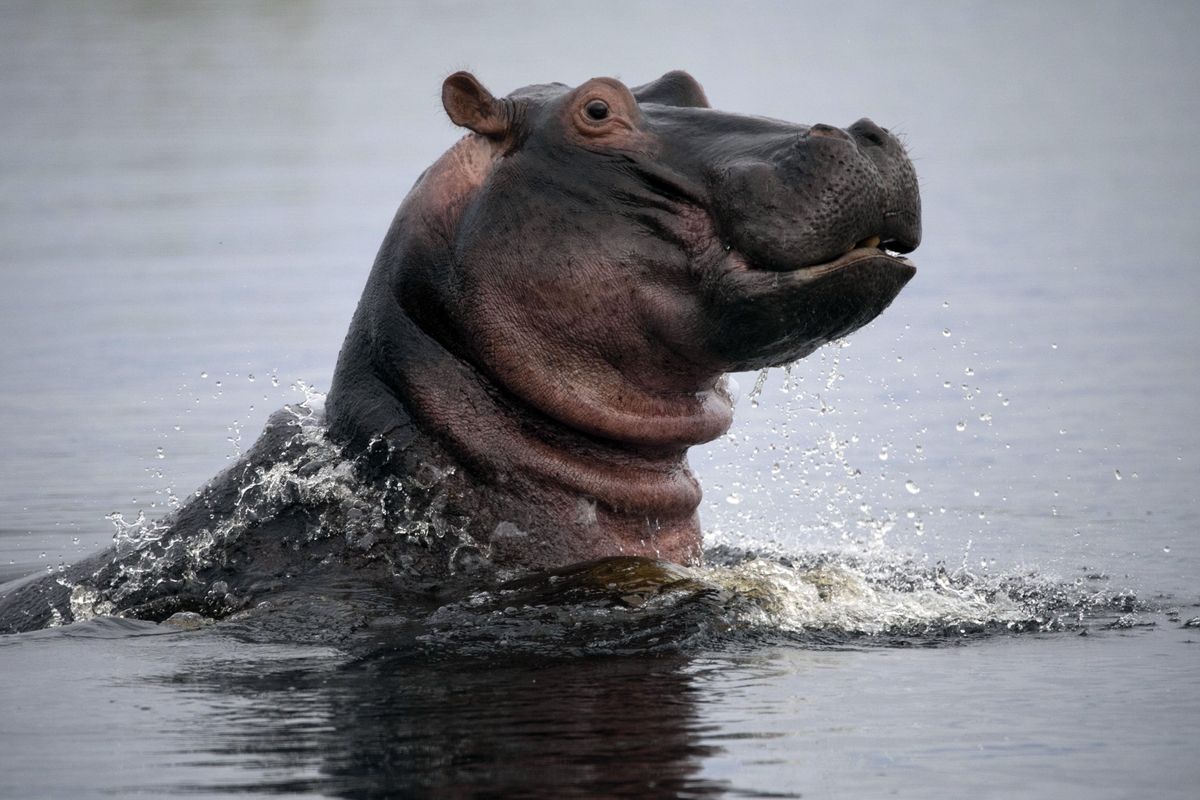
[
  {"xmin": 155, "ymin": 447, "xmax": 165, "ymax": 459},
  {"xmin": 247, "ymin": 373, "xmax": 255, "ymax": 382},
  {"xmin": 271, "ymin": 373, "xmax": 280, "ymax": 387},
  {"xmin": 964, "ymin": 367, "xmax": 975, "ymax": 376},
  {"xmin": 942, "ymin": 300, "xmax": 950, "ymax": 308},
  {"xmin": 215, "ymin": 380, "xmax": 222, "ymax": 387},
  {"xmin": 905, "ymin": 480, "xmax": 920, "ymax": 495},
  {"xmin": 1114, "ymin": 469, "xmax": 1122, "ymax": 480},
  {"xmin": 725, "ymin": 493, "xmax": 742, "ymax": 505},
  {"xmin": 878, "ymin": 446, "xmax": 889, "ymax": 461},
  {"xmin": 1163, "ymin": 546, "xmax": 1171, "ymax": 554},
  {"xmin": 942, "ymin": 328, "xmax": 951, "ymax": 337},
  {"xmin": 1051, "ymin": 343, "xmax": 1058, "ymax": 350},
  {"xmin": 955, "ymin": 421, "xmax": 966, "ymax": 432},
  {"xmin": 200, "ymin": 371, "xmax": 208, "ymax": 379},
  {"xmin": 943, "ymin": 380, "xmax": 952, "ymax": 389},
  {"xmin": 979, "ymin": 412, "xmax": 992, "ymax": 423}
]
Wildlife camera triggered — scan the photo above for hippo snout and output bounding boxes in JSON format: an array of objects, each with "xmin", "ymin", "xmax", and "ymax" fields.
[
  {"xmin": 849, "ymin": 118, "xmax": 922, "ymax": 254},
  {"xmin": 815, "ymin": 117, "xmax": 921, "ymax": 255},
  {"xmin": 710, "ymin": 113, "xmax": 920, "ymax": 275}
]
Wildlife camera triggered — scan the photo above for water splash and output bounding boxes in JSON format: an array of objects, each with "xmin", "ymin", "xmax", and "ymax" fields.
[
  {"xmin": 404, "ymin": 547, "xmax": 1140, "ymax": 658},
  {"xmin": 61, "ymin": 392, "xmax": 471, "ymax": 622}
]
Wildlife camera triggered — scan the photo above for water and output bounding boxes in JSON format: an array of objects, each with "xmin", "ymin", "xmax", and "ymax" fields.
[{"xmin": 2, "ymin": 1, "xmax": 1199, "ymax": 797}]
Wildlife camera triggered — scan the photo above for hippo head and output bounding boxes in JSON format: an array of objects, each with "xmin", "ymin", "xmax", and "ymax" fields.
[{"xmin": 327, "ymin": 71, "xmax": 920, "ymax": 570}]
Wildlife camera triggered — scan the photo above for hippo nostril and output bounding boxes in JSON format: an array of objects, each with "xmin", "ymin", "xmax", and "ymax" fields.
[
  {"xmin": 849, "ymin": 117, "xmax": 889, "ymax": 147},
  {"xmin": 808, "ymin": 123, "xmax": 852, "ymax": 142}
]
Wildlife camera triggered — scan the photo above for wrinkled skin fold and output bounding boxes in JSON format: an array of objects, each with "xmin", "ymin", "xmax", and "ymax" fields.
[{"xmin": 0, "ymin": 70, "xmax": 919, "ymax": 633}]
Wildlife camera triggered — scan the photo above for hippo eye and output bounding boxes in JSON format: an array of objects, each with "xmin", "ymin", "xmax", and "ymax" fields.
[{"xmin": 585, "ymin": 100, "xmax": 610, "ymax": 121}]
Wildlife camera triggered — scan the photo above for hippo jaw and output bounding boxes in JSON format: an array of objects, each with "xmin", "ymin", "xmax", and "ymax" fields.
[
  {"xmin": 703, "ymin": 244, "xmax": 917, "ymax": 370},
  {"xmin": 325, "ymin": 70, "xmax": 921, "ymax": 572}
]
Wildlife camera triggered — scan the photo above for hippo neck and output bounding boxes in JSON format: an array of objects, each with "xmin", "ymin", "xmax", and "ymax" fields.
[
  {"xmin": 326, "ymin": 134, "xmax": 733, "ymax": 565},
  {"xmin": 376, "ymin": 282, "xmax": 711, "ymax": 522}
]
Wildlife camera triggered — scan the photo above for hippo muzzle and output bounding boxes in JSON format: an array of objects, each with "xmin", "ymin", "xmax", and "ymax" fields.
[{"xmin": 639, "ymin": 96, "xmax": 921, "ymax": 370}]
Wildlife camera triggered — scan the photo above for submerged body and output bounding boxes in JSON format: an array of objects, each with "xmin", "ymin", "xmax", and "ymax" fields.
[{"xmin": 0, "ymin": 70, "xmax": 919, "ymax": 633}]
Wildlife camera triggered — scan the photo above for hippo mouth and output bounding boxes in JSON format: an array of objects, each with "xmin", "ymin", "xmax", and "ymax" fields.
[
  {"xmin": 800, "ymin": 235, "xmax": 917, "ymax": 276},
  {"xmin": 732, "ymin": 234, "xmax": 917, "ymax": 277}
]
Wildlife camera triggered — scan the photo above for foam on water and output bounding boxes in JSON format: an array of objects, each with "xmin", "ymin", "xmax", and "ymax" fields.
[
  {"xmin": 702, "ymin": 557, "xmax": 1037, "ymax": 637},
  {"xmin": 701, "ymin": 549, "xmax": 1133, "ymax": 639}
]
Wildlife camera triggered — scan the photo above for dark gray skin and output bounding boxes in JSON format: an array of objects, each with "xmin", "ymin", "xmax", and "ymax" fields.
[{"xmin": 0, "ymin": 71, "xmax": 919, "ymax": 633}]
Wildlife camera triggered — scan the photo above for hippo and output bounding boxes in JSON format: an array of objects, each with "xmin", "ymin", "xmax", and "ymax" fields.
[{"xmin": 0, "ymin": 70, "xmax": 919, "ymax": 634}]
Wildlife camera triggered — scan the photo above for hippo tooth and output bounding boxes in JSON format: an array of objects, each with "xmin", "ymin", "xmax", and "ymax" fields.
[{"xmin": 846, "ymin": 235, "xmax": 881, "ymax": 254}]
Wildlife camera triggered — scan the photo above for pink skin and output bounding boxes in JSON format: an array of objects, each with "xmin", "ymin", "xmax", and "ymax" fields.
[{"xmin": 383, "ymin": 134, "xmax": 725, "ymax": 566}]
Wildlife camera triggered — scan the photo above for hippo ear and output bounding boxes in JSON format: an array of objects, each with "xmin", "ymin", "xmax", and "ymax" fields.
[
  {"xmin": 631, "ymin": 70, "xmax": 710, "ymax": 109},
  {"xmin": 442, "ymin": 71, "xmax": 511, "ymax": 138}
]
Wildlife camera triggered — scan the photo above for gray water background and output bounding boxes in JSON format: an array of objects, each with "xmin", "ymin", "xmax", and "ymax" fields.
[{"xmin": 1, "ymin": 1, "xmax": 1198, "ymax": 797}]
